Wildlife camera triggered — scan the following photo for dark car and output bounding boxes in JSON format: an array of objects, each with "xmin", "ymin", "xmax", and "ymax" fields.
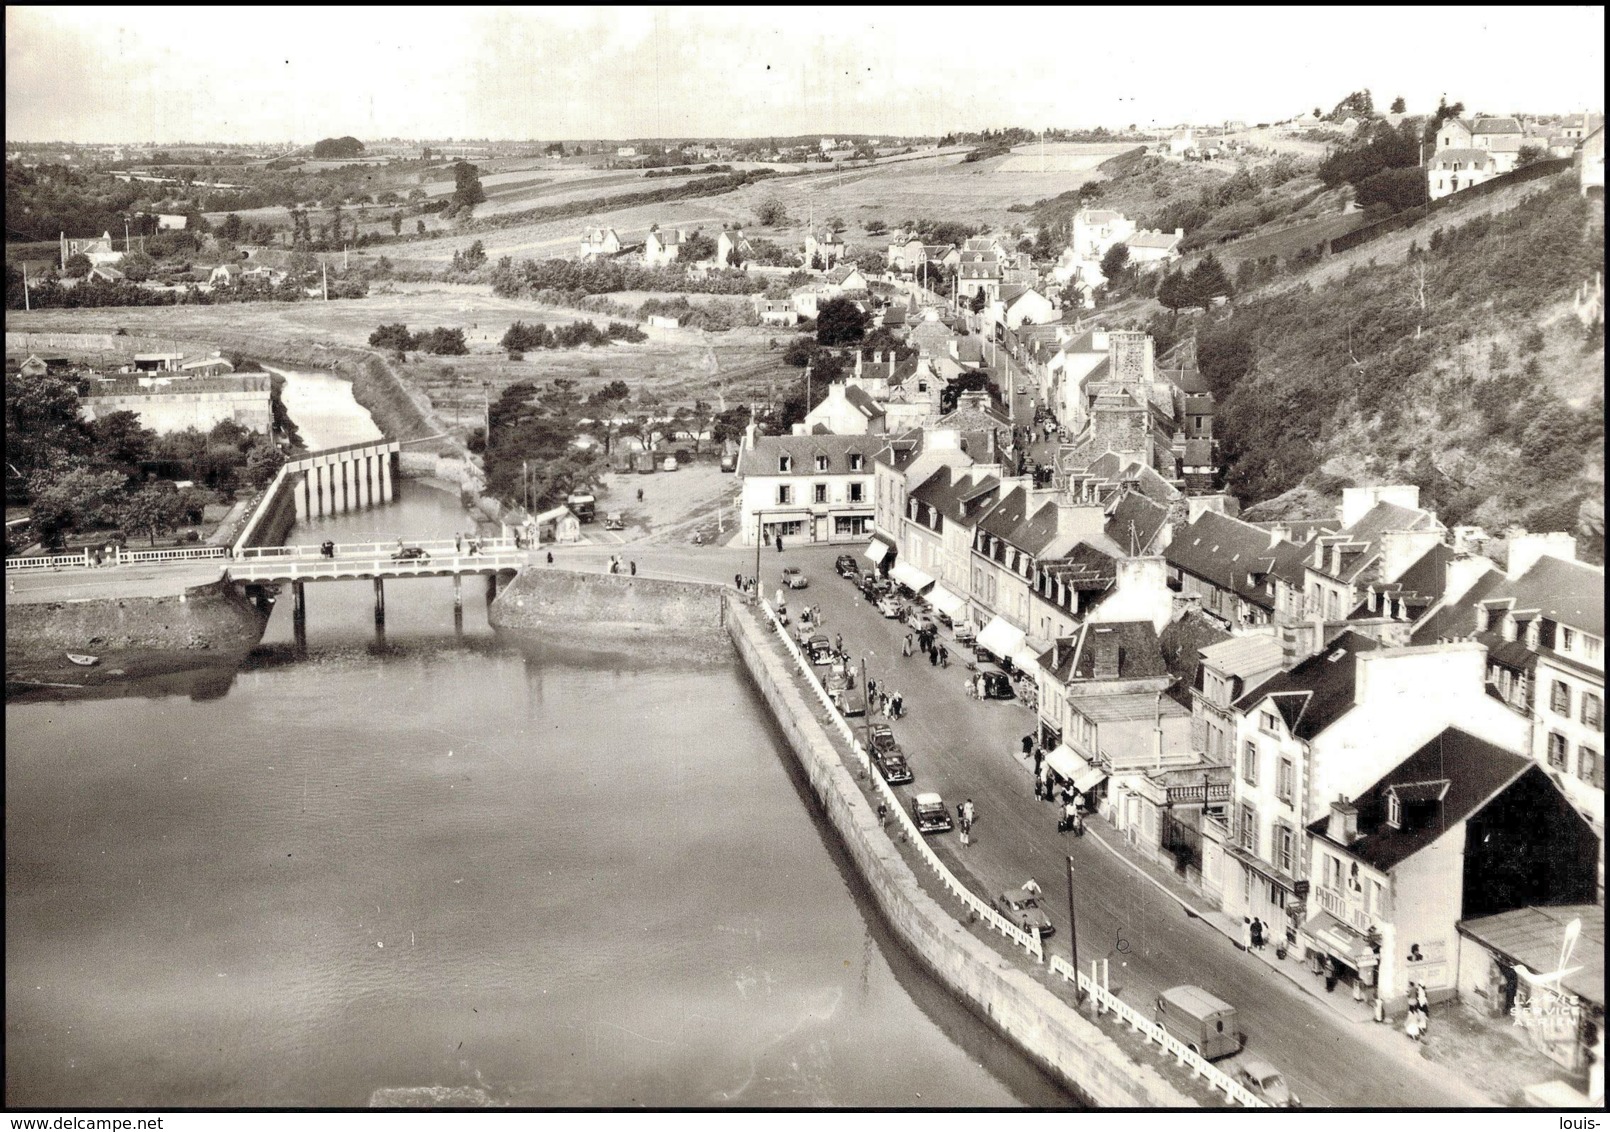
[
  {"xmin": 867, "ymin": 723, "xmax": 898, "ymax": 754},
  {"xmin": 835, "ymin": 555, "xmax": 859, "ymax": 578},
  {"xmin": 994, "ymin": 889, "xmax": 1055, "ymax": 936},
  {"xmin": 872, "ymin": 743, "xmax": 912, "ymax": 784},
  {"xmin": 911, "ymin": 792, "xmax": 953, "ymax": 834},
  {"xmin": 807, "ymin": 635, "xmax": 834, "ymax": 665},
  {"xmin": 391, "ymin": 546, "xmax": 430, "ymax": 562},
  {"xmin": 979, "ymin": 670, "xmax": 1015, "ymax": 700}
]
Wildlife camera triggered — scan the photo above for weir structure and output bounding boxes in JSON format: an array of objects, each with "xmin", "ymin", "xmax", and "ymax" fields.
[{"xmin": 232, "ymin": 439, "xmax": 404, "ymax": 558}]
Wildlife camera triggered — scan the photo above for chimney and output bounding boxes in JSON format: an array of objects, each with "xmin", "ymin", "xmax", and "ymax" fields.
[
  {"xmin": 1054, "ymin": 497, "xmax": 1105, "ymax": 547},
  {"xmin": 1175, "ymin": 227, "xmax": 1184, "ymax": 238},
  {"xmin": 1327, "ymin": 798, "xmax": 1359, "ymax": 845},
  {"xmin": 1091, "ymin": 628, "xmax": 1120, "ymax": 679},
  {"xmin": 1266, "ymin": 522, "xmax": 1291, "ymax": 548},
  {"xmin": 854, "ymin": 349, "xmax": 863, "ymax": 378},
  {"xmin": 889, "ymin": 354, "xmax": 896, "ymax": 379},
  {"xmin": 1444, "ymin": 553, "xmax": 1493, "ymax": 605},
  {"xmin": 1329, "ymin": 542, "xmax": 1344, "ymax": 576}
]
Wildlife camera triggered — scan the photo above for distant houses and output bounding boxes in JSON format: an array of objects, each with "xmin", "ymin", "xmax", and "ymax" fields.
[{"xmin": 580, "ymin": 227, "xmax": 622, "ymax": 258}]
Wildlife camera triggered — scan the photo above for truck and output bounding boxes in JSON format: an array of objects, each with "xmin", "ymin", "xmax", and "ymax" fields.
[
  {"xmin": 632, "ymin": 452, "xmax": 656, "ymax": 474},
  {"xmin": 565, "ymin": 493, "xmax": 596, "ymax": 523}
]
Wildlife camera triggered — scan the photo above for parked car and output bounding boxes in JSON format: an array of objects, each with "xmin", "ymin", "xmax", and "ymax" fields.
[
  {"xmin": 994, "ymin": 889, "xmax": 1054, "ymax": 936},
  {"xmin": 953, "ymin": 622, "xmax": 976, "ymax": 645},
  {"xmin": 871, "ymin": 743, "xmax": 912, "ymax": 784},
  {"xmin": 391, "ymin": 546, "xmax": 430, "ymax": 561},
  {"xmin": 907, "ymin": 611, "xmax": 936, "ymax": 633},
  {"xmin": 867, "ymin": 723, "xmax": 898, "ymax": 754},
  {"xmin": 781, "ymin": 567, "xmax": 809, "ymax": 589},
  {"xmin": 877, "ymin": 594, "xmax": 904, "ymax": 618},
  {"xmin": 978, "ymin": 670, "xmax": 1015, "ymax": 700},
  {"xmin": 911, "ymin": 792, "xmax": 953, "ymax": 833},
  {"xmin": 603, "ymin": 512, "xmax": 625, "ymax": 531},
  {"xmin": 1236, "ymin": 1059, "xmax": 1299, "ymax": 1107},
  {"xmin": 1153, "ymin": 985, "xmax": 1242, "ymax": 1060},
  {"xmin": 834, "ymin": 554, "xmax": 859, "ymax": 578},
  {"xmin": 807, "ymin": 635, "xmax": 834, "ymax": 665}
]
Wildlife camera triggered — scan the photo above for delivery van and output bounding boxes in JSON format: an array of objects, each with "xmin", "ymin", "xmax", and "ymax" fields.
[{"xmin": 1154, "ymin": 985, "xmax": 1241, "ymax": 1060}]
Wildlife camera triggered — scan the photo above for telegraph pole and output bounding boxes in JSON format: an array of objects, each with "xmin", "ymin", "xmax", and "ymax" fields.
[{"xmin": 1067, "ymin": 855, "xmax": 1083, "ymax": 1004}]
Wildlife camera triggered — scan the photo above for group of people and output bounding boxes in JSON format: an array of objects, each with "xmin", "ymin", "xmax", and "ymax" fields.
[
  {"xmin": 1403, "ymin": 981, "xmax": 1432, "ymax": 1041},
  {"xmin": 607, "ymin": 555, "xmax": 636, "ymax": 576},
  {"xmin": 734, "ymin": 574, "xmax": 760, "ymax": 596},
  {"xmin": 902, "ymin": 629, "xmax": 950, "ymax": 668},
  {"xmin": 864, "ymin": 678, "xmax": 905, "ymax": 719},
  {"xmin": 1241, "ymin": 916, "xmax": 1273, "ymax": 953},
  {"xmin": 453, "ymin": 533, "xmax": 485, "ymax": 556},
  {"xmin": 1023, "ymin": 740, "xmax": 1085, "ymax": 833},
  {"xmin": 956, "ymin": 797, "xmax": 977, "ymax": 845},
  {"xmin": 962, "ymin": 672, "xmax": 994, "ymax": 699}
]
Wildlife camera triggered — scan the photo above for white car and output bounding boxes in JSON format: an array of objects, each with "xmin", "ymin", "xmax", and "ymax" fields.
[
  {"xmin": 781, "ymin": 567, "xmax": 809, "ymax": 589},
  {"xmin": 877, "ymin": 595, "xmax": 903, "ymax": 618}
]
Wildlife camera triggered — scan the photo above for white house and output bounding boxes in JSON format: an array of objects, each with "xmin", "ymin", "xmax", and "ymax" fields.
[
  {"xmin": 996, "ymin": 285, "xmax": 1055, "ymax": 330},
  {"xmin": 580, "ymin": 227, "xmax": 622, "ymax": 258},
  {"xmin": 1072, "ymin": 210, "xmax": 1137, "ymax": 259},
  {"xmin": 643, "ymin": 227, "xmax": 686, "ymax": 268},
  {"xmin": 716, "ymin": 228, "xmax": 752, "ymax": 268},
  {"xmin": 1123, "ymin": 228, "xmax": 1185, "ymax": 269},
  {"xmin": 734, "ymin": 429, "xmax": 882, "ymax": 546},
  {"xmin": 802, "ymin": 381, "xmax": 887, "ymax": 436},
  {"xmin": 1428, "ymin": 149, "xmax": 1500, "ymax": 201}
]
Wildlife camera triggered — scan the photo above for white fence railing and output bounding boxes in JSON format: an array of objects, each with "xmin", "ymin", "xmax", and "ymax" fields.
[
  {"xmin": 226, "ymin": 551, "xmax": 526, "ymax": 582},
  {"xmin": 238, "ymin": 537, "xmax": 515, "ymax": 559},
  {"xmin": 757, "ymin": 599, "xmax": 1043, "ymax": 964},
  {"xmin": 6, "ymin": 552, "xmax": 90, "ymax": 571},
  {"xmin": 124, "ymin": 546, "xmax": 228, "ymax": 564},
  {"xmin": 1046, "ymin": 956, "xmax": 1267, "ymax": 1108}
]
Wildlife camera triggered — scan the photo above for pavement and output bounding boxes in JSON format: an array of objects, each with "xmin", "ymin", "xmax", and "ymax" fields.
[{"xmin": 5, "ymin": 561, "xmax": 229, "ymax": 605}]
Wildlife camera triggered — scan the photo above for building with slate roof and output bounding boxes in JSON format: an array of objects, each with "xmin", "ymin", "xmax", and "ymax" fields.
[
  {"xmin": 1222, "ymin": 633, "xmax": 1533, "ymax": 945},
  {"xmin": 1166, "ymin": 509, "xmax": 1288, "ymax": 629},
  {"xmin": 735, "ymin": 430, "xmax": 883, "ymax": 546},
  {"xmin": 1304, "ymin": 728, "xmax": 1595, "ymax": 1010}
]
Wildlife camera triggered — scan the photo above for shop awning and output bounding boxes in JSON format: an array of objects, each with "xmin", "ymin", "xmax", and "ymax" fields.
[
  {"xmin": 889, "ymin": 561, "xmax": 936, "ymax": 593},
  {"xmin": 976, "ymin": 615, "xmax": 1027, "ymax": 659},
  {"xmin": 1075, "ymin": 766, "xmax": 1108, "ymax": 794},
  {"xmin": 1303, "ymin": 911, "xmax": 1378, "ymax": 970},
  {"xmin": 1011, "ymin": 643, "xmax": 1045, "ymax": 675},
  {"xmin": 1045, "ymin": 744, "xmax": 1083, "ymax": 780},
  {"xmin": 863, "ymin": 536, "xmax": 895, "ymax": 565},
  {"xmin": 929, "ymin": 586, "xmax": 967, "ymax": 618}
]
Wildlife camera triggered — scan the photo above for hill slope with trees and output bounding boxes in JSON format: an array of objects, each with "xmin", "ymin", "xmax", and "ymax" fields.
[{"xmin": 1165, "ymin": 179, "xmax": 1604, "ymax": 559}]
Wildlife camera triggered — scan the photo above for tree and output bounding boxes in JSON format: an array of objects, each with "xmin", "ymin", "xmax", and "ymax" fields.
[
  {"xmin": 1187, "ymin": 253, "xmax": 1232, "ymax": 307},
  {"xmin": 117, "ymin": 482, "xmax": 189, "ymax": 546},
  {"xmin": 855, "ymin": 250, "xmax": 887, "ymax": 276},
  {"xmin": 312, "ymin": 136, "xmax": 365, "ymax": 159},
  {"xmin": 1354, "ymin": 166, "xmax": 1428, "ymax": 213},
  {"xmin": 864, "ymin": 218, "xmax": 887, "ymax": 235},
  {"xmin": 28, "ymin": 466, "xmax": 128, "ymax": 547},
  {"xmin": 452, "ymin": 161, "xmax": 487, "ymax": 209},
  {"xmin": 89, "ymin": 410, "xmax": 155, "ymax": 476},
  {"xmin": 220, "ymin": 213, "xmax": 243, "ymax": 241},
  {"xmin": 6, "ymin": 371, "xmax": 93, "ymax": 477},
  {"xmin": 826, "ymin": 216, "xmax": 847, "ymax": 233},
  {"xmin": 1156, "ymin": 268, "xmax": 1188, "ymax": 314},
  {"xmin": 1516, "ymin": 145, "xmax": 1548, "ymax": 169},
  {"xmin": 969, "ymin": 289, "xmax": 987, "ymax": 314},
  {"xmin": 711, "ymin": 404, "xmax": 752, "ymax": 445},
  {"xmin": 815, "ymin": 297, "xmax": 870, "ymax": 347},
  {"xmin": 119, "ymin": 249, "xmax": 156, "ymax": 283},
  {"xmin": 244, "ymin": 436, "xmax": 287, "ymax": 487},
  {"xmin": 369, "ymin": 323, "xmax": 419, "ymax": 352},
  {"xmin": 1390, "ymin": 95, "xmax": 1406, "ymax": 114},
  {"xmin": 1099, "ymin": 242, "xmax": 1130, "ymax": 285},
  {"xmin": 756, "ymin": 196, "xmax": 788, "ymax": 227},
  {"xmin": 680, "ymin": 230, "xmax": 717, "ymax": 263},
  {"xmin": 64, "ymin": 252, "xmax": 91, "ymax": 279},
  {"xmin": 391, "ymin": 210, "xmax": 403, "ymax": 236},
  {"xmin": 417, "ymin": 219, "xmax": 427, "ymax": 235}
]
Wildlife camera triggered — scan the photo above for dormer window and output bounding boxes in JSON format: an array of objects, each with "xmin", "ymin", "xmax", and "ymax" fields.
[
  {"xmin": 1562, "ymin": 627, "xmax": 1576, "ymax": 653},
  {"xmin": 815, "ymin": 455, "xmax": 829, "ymax": 472},
  {"xmin": 1502, "ymin": 615, "xmax": 1517, "ymax": 643},
  {"xmin": 778, "ymin": 455, "xmax": 793, "ymax": 473},
  {"xmin": 1386, "ymin": 791, "xmax": 1401, "ymax": 830},
  {"xmin": 848, "ymin": 453, "xmax": 863, "ymax": 471}
]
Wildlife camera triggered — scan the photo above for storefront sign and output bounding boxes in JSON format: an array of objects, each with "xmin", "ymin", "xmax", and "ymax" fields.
[{"xmin": 1404, "ymin": 938, "xmax": 1450, "ymax": 990}]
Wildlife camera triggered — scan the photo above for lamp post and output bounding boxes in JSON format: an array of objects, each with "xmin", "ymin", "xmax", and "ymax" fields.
[{"xmin": 1067, "ymin": 855, "xmax": 1083, "ymax": 1004}]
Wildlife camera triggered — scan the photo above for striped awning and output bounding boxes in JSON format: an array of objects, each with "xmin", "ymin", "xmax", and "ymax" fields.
[
  {"xmin": 889, "ymin": 561, "xmax": 936, "ymax": 592},
  {"xmin": 928, "ymin": 585, "xmax": 967, "ymax": 617},
  {"xmin": 864, "ymin": 536, "xmax": 895, "ymax": 565}
]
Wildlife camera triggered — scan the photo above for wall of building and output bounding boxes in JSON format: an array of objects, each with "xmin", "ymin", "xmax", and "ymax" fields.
[
  {"xmin": 80, "ymin": 387, "xmax": 273, "ymax": 434},
  {"xmin": 722, "ymin": 598, "xmax": 1196, "ymax": 1107}
]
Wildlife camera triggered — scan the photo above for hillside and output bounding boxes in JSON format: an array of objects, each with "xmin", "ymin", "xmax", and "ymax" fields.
[{"xmin": 1183, "ymin": 179, "xmax": 1604, "ymax": 560}]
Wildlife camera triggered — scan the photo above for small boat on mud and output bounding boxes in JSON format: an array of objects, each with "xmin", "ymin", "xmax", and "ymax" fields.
[{"xmin": 65, "ymin": 653, "xmax": 100, "ymax": 667}]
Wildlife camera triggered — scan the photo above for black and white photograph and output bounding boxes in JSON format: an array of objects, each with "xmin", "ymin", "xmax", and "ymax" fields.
[{"xmin": 4, "ymin": 4, "xmax": 1604, "ymax": 1116}]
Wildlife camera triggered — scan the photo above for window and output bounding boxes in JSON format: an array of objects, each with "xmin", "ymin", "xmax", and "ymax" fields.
[
  {"xmin": 1277, "ymin": 758, "xmax": 1294, "ymax": 804},
  {"xmin": 1551, "ymin": 682, "xmax": 1572, "ymax": 717},
  {"xmin": 776, "ymin": 485, "xmax": 793, "ymax": 505},
  {"xmin": 814, "ymin": 455, "xmax": 829, "ymax": 472},
  {"xmin": 1547, "ymin": 731, "xmax": 1569, "ymax": 769},
  {"xmin": 1562, "ymin": 627, "xmax": 1576, "ymax": 652},
  {"xmin": 1260, "ymin": 710, "xmax": 1280, "ymax": 735},
  {"xmin": 1276, "ymin": 825, "xmax": 1294, "ymax": 873},
  {"xmin": 813, "ymin": 483, "xmax": 828, "ymax": 504},
  {"xmin": 849, "ymin": 482, "xmax": 864, "ymax": 503},
  {"xmin": 1369, "ymin": 879, "xmax": 1384, "ymax": 916},
  {"xmin": 1581, "ymin": 747, "xmax": 1603, "ymax": 789},
  {"xmin": 1583, "ymin": 693, "xmax": 1603, "ymax": 731},
  {"xmin": 1386, "ymin": 792, "xmax": 1401, "ymax": 829},
  {"xmin": 778, "ymin": 455, "xmax": 792, "ymax": 473},
  {"xmin": 1322, "ymin": 853, "xmax": 1341, "ymax": 891},
  {"xmin": 1239, "ymin": 804, "xmax": 1258, "ymax": 853},
  {"xmin": 1242, "ymin": 741, "xmax": 1258, "ymax": 786},
  {"xmin": 1585, "ymin": 636, "xmax": 1603, "ymax": 662},
  {"xmin": 848, "ymin": 453, "xmax": 863, "ymax": 471}
]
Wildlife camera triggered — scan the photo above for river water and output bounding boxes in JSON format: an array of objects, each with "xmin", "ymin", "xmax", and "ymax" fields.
[{"xmin": 4, "ymin": 371, "xmax": 1073, "ymax": 1108}]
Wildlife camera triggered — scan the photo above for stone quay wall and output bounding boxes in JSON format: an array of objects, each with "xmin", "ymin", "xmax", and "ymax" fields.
[{"xmin": 4, "ymin": 580, "xmax": 268, "ymax": 660}]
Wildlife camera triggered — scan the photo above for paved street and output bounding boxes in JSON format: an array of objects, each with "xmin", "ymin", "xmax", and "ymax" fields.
[{"xmin": 751, "ymin": 542, "xmax": 1497, "ymax": 1109}]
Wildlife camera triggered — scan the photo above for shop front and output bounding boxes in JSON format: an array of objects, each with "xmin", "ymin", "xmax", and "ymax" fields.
[
  {"xmin": 889, "ymin": 560, "xmax": 936, "ymax": 597},
  {"xmin": 1226, "ymin": 844, "xmax": 1303, "ymax": 948},
  {"xmin": 1045, "ymin": 743, "xmax": 1108, "ymax": 810},
  {"xmin": 1300, "ymin": 910, "xmax": 1380, "ymax": 995},
  {"xmin": 928, "ymin": 584, "xmax": 968, "ymax": 626},
  {"xmin": 863, "ymin": 535, "xmax": 895, "ymax": 574}
]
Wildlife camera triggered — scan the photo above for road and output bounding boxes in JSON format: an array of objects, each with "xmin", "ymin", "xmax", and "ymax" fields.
[{"xmin": 762, "ymin": 542, "xmax": 1493, "ymax": 1109}]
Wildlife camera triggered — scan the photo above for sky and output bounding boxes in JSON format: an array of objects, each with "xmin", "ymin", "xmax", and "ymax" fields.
[{"xmin": 7, "ymin": 6, "xmax": 1605, "ymax": 144}]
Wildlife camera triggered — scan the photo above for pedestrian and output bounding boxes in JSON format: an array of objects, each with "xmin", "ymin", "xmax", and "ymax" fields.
[
  {"xmin": 879, "ymin": 691, "xmax": 889, "ymax": 716},
  {"xmin": 1250, "ymin": 918, "xmax": 1265, "ymax": 951},
  {"xmin": 1241, "ymin": 917, "xmax": 1254, "ymax": 953},
  {"xmin": 964, "ymin": 676, "xmax": 975, "ymax": 699},
  {"xmin": 892, "ymin": 692, "xmax": 903, "ymax": 719},
  {"xmin": 835, "ymin": 632, "xmax": 843, "ymax": 653},
  {"xmin": 1021, "ymin": 733, "xmax": 1035, "ymax": 757},
  {"xmin": 629, "ymin": 561, "xmax": 636, "ymax": 576},
  {"xmin": 1032, "ymin": 746, "xmax": 1044, "ymax": 778},
  {"xmin": 1038, "ymin": 762, "xmax": 1052, "ymax": 800},
  {"xmin": 735, "ymin": 573, "xmax": 742, "ymax": 590},
  {"xmin": 546, "ymin": 551, "xmax": 554, "ymax": 565},
  {"xmin": 929, "ymin": 643, "xmax": 939, "ymax": 667},
  {"xmin": 1323, "ymin": 956, "xmax": 1338, "ymax": 993},
  {"xmin": 902, "ymin": 633, "xmax": 913, "ymax": 658},
  {"xmin": 637, "ymin": 487, "xmax": 644, "ymax": 502},
  {"xmin": 1414, "ymin": 981, "xmax": 1429, "ymax": 1020},
  {"xmin": 1021, "ymin": 877, "xmax": 1041, "ymax": 899},
  {"xmin": 940, "ymin": 645, "xmax": 949, "ymax": 668},
  {"xmin": 877, "ymin": 801, "xmax": 889, "ymax": 828},
  {"xmin": 775, "ymin": 533, "xmax": 784, "ymax": 553},
  {"xmin": 456, "ymin": 532, "xmax": 463, "ymax": 553},
  {"xmin": 776, "ymin": 587, "xmax": 786, "ymax": 608}
]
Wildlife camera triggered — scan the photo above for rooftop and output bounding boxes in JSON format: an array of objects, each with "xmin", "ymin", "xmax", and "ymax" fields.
[
  {"xmin": 1458, "ymin": 903, "xmax": 1603, "ymax": 1008},
  {"xmin": 1233, "ymin": 630, "xmax": 1382, "ymax": 740}
]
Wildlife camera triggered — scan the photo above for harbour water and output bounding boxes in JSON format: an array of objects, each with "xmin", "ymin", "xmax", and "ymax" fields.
[{"xmin": 4, "ymin": 370, "xmax": 1075, "ymax": 1108}]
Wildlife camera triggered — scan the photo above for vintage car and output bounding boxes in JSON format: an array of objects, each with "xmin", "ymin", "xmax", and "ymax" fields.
[
  {"xmin": 834, "ymin": 554, "xmax": 859, "ymax": 578},
  {"xmin": 603, "ymin": 512, "xmax": 625, "ymax": 531},
  {"xmin": 1236, "ymin": 1059, "xmax": 1299, "ymax": 1107},
  {"xmin": 953, "ymin": 621, "xmax": 977, "ymax": 645},
  {"xmin": 910, "ymin": 792, "xmax": 953, "ymax": 834},
  {"xmin": 978, "ymin": 670, "xmax": 1015, "ymax": 700},
  {"xmin": 859, "ymin": 573, "xmax": 890, "ymax": 599},
  {"xmin": 867, "ymin": 723, "xmax": 898, "ymax": 754},
  {"xmin": 807, "ymin": 635, "xmax": 835, "ymax": 665},
  {"xmin": 390, "ymin": 546, "xmax": 430, "ymax": 562},
  {"xmin": 781, "ymin": 567, "xmax": 809, "ymax": 589},
  {"xmin": 994, "ymin": 889, "xmax": 1055, "ymax": 937},
  {"xmin": 871, "ymin": 743, "xmax": 912, "ymax": 784},
  {"xmin": 907, "ymin": 610, "xmax": 936, "ymax": 633},
  {"xmin": 876, "ymin": 594, "xmax": 904, "ymax": 619}
]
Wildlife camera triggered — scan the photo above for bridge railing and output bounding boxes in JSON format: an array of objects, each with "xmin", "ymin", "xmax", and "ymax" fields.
[
  {"xmin": 1046, "ymin": 956, "xmax": 1266, "ymax": 1107},
  {"xmin": 238, "ymin": 537, "xmax": 516, "ymax": 559},
  {"xmin": 124, "ymin": 546, "xmax": 229, "ymax": 565},
  {"xmin": 227, "ymin": 550, "xmax": 527, "ymax": 581},
  {"xmin": 755, "ymin": 598, "xmax": 1043, "ymax": 965},
  {"xmin": 7, "ymin": 551, "xmax": 91, "ymax": 571}
]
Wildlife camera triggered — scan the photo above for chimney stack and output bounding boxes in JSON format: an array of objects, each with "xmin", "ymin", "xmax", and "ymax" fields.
[
  {"xmin": 1327, "ymin": 798, "xmax": 1359, "ymax": 845},
  {"xmin": 1091, "ymin": 629, "xmax": 1120, "ymax": 678}
]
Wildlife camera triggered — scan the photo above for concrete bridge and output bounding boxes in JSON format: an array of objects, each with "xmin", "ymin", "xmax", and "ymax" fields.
[{"xmin": 227, "ymin": 538, "xmax": 524, "ymax": 620}]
